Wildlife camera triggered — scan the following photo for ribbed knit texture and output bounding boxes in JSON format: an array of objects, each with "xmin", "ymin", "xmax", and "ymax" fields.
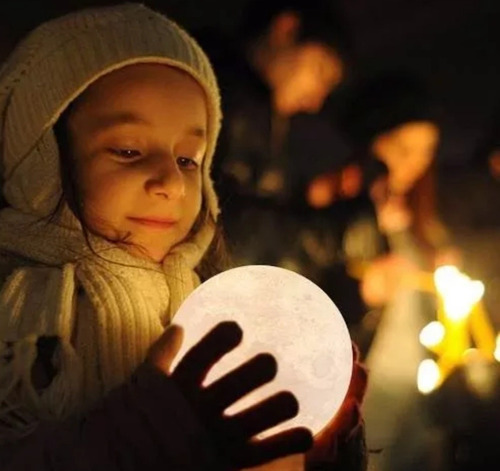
[{"xmin": 0, "ymin": 3, "xmax": 221, "ymax": 443}]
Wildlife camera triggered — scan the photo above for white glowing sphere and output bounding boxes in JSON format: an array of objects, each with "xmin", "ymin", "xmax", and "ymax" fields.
[{"xmin": 172, "ymin": 265, "xmax": 353, "ymax": 438}]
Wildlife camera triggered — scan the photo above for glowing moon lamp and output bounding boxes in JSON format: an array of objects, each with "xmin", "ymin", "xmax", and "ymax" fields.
[{"xmin": 172, "ymin": 265, "xmax": 353, "ymax": 438}]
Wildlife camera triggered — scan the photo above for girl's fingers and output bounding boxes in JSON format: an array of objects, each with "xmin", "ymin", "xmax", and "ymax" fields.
[
  {"xmin": 203, "ymin": 353, "xmax": 277, "ymax": 415},
  {"xmin": 146, "ymin": 324, "xmax": 184, "ymax": 374},
  {"xmin": 233, "ymin": 427, "xmax": 313, "ymax": 469},
  {"xmin": 222, "ymin": 391, "xmax": 299, "ymax": 441},
  {"xmin": 173, "ymin": 321, "xmax": 242, "ymax": 391}
]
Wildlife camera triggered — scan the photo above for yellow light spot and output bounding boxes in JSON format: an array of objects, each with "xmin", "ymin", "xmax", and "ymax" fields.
[
  {"xmin": 419, "ymin": 321, "xmax": 445, "ymax": 348},
  {"xmin": 494, "ymin": 334, "xmax": 500, "ymax": 362},
  {"xmin": 417, "ymin": 359, "xmax": 441, "ymax": 394},
  {"xmin": 434, "ymin": 265, "xmax": 485, "ymax": 321}
]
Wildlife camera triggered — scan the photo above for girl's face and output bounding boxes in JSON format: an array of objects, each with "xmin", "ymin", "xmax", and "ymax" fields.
[
  {"xmin": 371, "ymin": 121, "xmax": 439, "ymax": 195},
  {"xmin": 67, "ymin": 64, "xmax": 208, "ymax": 262}
]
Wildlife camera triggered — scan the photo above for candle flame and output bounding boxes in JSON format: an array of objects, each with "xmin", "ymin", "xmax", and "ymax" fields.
[
  {"xmin": 434, "ymin": 266, "xmax": 484, "ymax": 321},
  {"xmin": 417, "ymin": 359, "xmax": 441, "ymax": 394},
  {"xmin": 494, "ymin": 334, "xmax": 500, "ymax": 363},
  {"xmin": 420, "ymin": 321, "xmax": 445, "ymax": 349}
]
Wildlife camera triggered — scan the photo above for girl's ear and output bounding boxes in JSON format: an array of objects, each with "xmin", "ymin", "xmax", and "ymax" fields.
[{"xmin": 268, "ymin": 11, "xmax": 301, "ymax": 49}]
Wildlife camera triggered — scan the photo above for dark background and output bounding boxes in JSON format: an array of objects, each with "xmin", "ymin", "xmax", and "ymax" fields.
[{"xmin": 1, "ymin": 0, "xmax": 499, "ymax": 165}]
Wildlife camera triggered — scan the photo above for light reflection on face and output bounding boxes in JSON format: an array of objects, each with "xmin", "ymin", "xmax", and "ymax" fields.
[{"xmin": 66, "ymin": 64, "xmax": 208, "ymax": 262}]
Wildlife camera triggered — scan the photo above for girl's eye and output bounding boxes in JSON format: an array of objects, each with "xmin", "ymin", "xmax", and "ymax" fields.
[
  {"xmin": 108, "ymin": 148, "xmax": 142, "ymax": 159},
  {"xmin": 177, "ymin": 156, "xmax": 199, "ymax": 170}
]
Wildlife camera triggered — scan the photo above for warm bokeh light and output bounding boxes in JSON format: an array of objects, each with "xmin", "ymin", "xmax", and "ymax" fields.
[
  {"xmin": 434, "ymin": 265, "xmax": 485, "ymax": 321},
  {"xmin": 417, "ymin": 359, "xmax": 441, "ymax": 394},
  {"xmin": 495, "ymin": 334, "xmax": 500, "ymax": 362},
  {"xmin": 463, "ymin": 348, "xmax": 480, "ymax": 360},
  {"xmin": 463, "ymin": 349, "xmax": 497, "ymax": 398},
  {"xmin": 419, "ymin": 321, "xmax": 445, "ymax": 349},
  {"xmin": 172, "ymin": 265, "xmax": 353, "ymax": 438}
]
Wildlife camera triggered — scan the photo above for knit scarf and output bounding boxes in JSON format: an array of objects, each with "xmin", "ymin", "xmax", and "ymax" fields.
[{"xmin": 0, "ymin": 205, "xmax": 214, "ymax": 442}]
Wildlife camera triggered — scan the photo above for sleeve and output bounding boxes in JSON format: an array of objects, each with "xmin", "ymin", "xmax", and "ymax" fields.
[
  {"xmin": 0, "ymin": 362, "xmax": 219, "ymax": 471},
  {"xmin": 311, "ymin": 425, "xmax": 368, "ymax": 471}
]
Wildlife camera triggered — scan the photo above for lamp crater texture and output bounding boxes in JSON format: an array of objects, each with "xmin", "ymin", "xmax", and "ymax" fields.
[{"xmin": 172, "ymin": 265, "xmax": 353, "ymax": 437}]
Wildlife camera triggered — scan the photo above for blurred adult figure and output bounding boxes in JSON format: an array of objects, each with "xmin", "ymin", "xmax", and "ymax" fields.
[
  {"xmin": 304, "ymin": 72, "xmax": 449, "ymax": 320},
  {"xmin": 198, "ymin": 0, "xmax": 352, "ymax": 268}
]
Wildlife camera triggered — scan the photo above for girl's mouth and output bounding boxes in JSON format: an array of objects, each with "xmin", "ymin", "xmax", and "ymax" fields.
[{"xmin": 127, "ymin": 217, "xmax": 178, "ymax": 229}]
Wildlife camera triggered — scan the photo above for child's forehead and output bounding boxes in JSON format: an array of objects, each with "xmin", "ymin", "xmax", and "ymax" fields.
[
  {"xmin": 70, "ymin": 63, "xmax": 208, "ymax": 116},
  {"xmin": 67, "ymin": 64, "xmax": 208, "ymax": 137}
]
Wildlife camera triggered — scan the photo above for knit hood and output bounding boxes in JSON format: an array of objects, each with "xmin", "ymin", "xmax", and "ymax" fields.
[{"xmin": 0, "ymin": 2, "xmax": 221, "ymax": 222}]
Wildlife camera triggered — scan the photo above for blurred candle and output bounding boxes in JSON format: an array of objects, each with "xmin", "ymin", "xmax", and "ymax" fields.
[
  {"xmin": 417, "ymin": 359, "xmax": 441, "ymax": 394},
  {"xmin": 434, "ymin": 265, "xmax": 484, "ymax": 321},
  {"xmin": 494, "ymin": 334, "xmax": 500, "ymax": 362},
  {"xmin": 420, "ymin": 321, "xmax": 445, "ymax": 350}
]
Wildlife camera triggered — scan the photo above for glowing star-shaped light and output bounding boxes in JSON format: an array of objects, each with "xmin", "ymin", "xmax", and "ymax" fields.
[
  {"xmin": 434, "ymin": 265, "xmax": 485, "ymax": 321},
  {"xmin": 172, "ymin": 265, "xmax": 353, "ymax": 438}
]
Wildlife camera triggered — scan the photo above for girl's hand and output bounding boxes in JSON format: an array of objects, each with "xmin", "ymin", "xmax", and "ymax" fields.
[
  {"xmin": 147, "ymin": 321, "xmax": 314, "ymax": 469},
  {"xmin": 305, "ymin": 344, "xmax": 368, "ymax": 470}
]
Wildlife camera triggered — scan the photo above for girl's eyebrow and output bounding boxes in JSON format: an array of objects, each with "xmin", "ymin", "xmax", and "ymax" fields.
[
  {"xmin": 93, "ymin": 112, "xmax": 149, "ymax": 130},
  {"xmin": 189, "ymin": 127, "xmax": 206, "ymax": 138},
  {"xmin": 91, "ymin": 111, "xmax": 206, "ymax": 137}
]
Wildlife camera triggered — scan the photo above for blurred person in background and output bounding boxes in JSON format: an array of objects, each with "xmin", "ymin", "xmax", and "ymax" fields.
[
  {"xmin": 197, "ymin": 0, "xmax": 352, "ymax": 269},
  {"xmin": 304, "ymin": 72, "xmax": 450, "ymax": 318},
  {"xmin": 302, "ymin": 71, "xmax": 450, "ymax": 471}
]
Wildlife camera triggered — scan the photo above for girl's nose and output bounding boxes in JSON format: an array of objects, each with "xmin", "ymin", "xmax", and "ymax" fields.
[{"xmin": 145, "ymin": 155, "xmax": 185, "ymax": 200}]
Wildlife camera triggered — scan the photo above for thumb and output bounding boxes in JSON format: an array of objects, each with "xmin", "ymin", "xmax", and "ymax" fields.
[{"xmin": 147, "ymin": 324, "xmax": 184, "ymax": 375}]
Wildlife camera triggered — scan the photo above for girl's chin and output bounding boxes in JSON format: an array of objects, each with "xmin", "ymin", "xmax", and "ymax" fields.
[
  {"xmin": 84, "ymin": 224, "xmax": 172, "ymax": 262},
  {"xmin": 120, "ymin": 242, "xmax": 169, "ymax": 263}
]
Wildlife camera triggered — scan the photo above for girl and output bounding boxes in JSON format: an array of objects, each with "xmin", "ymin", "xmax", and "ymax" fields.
[
  {"xmin": 0, "ymin": 3, "xmax": 365, "ymax": 470},
  {"xmin": 0, "ymin": 4, "xmax": 313, "ymax": 469}
]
